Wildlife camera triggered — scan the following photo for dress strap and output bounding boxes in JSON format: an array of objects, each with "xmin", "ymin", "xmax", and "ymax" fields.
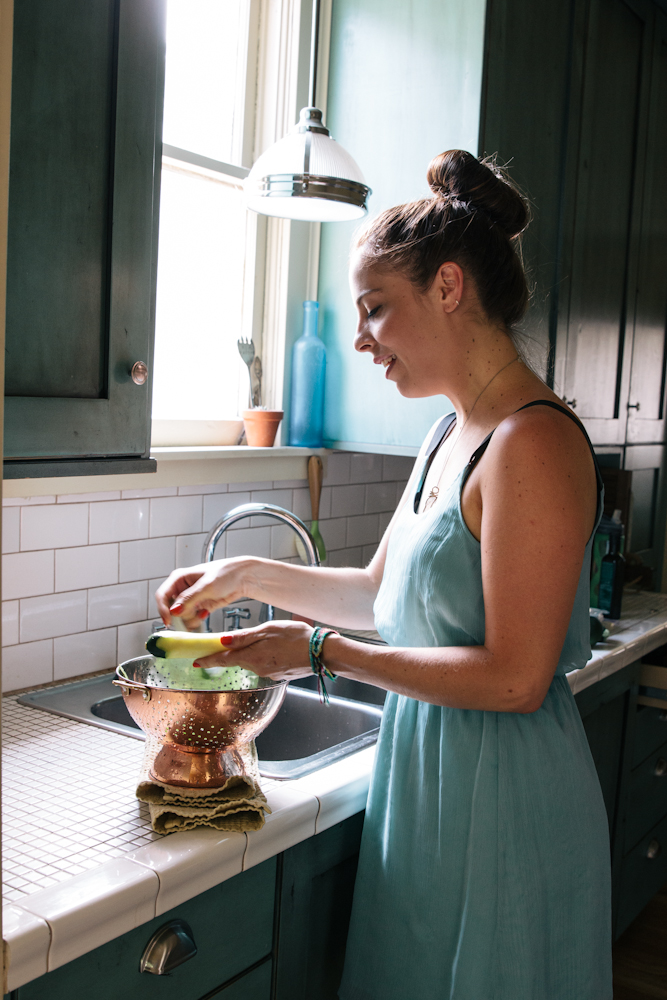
[
  {"xmin": 460, "ymin": 399, "xmax": 604, "ymax": 522},
  {"xmin": 413, "ymin": 413, "xmax": 457, "ymax": 513}
]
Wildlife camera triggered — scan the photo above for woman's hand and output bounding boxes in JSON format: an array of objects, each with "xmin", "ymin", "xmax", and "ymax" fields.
[
  {"xmin": 155, "ymin": 557, "xmax": 252, "ymax": 629},
  {"xmin": 192, "ymin": 619, "xmax": 314, "ymax": 682}
]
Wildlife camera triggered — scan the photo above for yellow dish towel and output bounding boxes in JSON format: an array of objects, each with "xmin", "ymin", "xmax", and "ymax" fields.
[{"xmin": 136, "ymin": 736, "xmax": 270, "ymax": 835}]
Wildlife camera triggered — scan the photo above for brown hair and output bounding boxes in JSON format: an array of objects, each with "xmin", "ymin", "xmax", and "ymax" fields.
[{"xmin": 355, "ymin": 150, "xmax": 531, "ymax": 328}]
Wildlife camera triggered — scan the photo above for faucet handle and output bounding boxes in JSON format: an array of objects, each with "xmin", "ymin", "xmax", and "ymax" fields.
[{"xmin": 225, "ymin": 607, "xmax": 252, "ymax": 630}]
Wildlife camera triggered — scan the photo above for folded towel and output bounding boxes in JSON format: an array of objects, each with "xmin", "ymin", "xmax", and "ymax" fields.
[{"xmin": 136, "ymin": 736, "xmax": 270, "ymax": 834}]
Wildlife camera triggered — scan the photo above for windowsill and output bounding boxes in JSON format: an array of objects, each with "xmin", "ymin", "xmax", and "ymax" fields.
[{"xmin": 2, "ymin": 446, "xmax": 331, "ymax": 499}]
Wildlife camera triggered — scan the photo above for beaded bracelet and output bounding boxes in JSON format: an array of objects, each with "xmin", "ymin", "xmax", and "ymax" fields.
[{"xmin": 309, "ymin": 627, "xmax": 338, "ymax": 704}]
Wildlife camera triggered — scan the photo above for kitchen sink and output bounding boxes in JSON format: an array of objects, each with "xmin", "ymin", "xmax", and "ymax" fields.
[{"xmin": 17, "ymin": 671, "xmax": 385, "ymax": 780}]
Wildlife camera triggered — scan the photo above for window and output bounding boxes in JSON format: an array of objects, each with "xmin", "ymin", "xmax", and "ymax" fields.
[{"xmin": 151, "ymin": 0, "xmax": 264, "ymax": 437}]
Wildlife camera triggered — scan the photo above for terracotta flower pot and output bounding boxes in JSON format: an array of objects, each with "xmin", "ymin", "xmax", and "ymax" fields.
[{"xmin": 242, "ymin": 409, "xmax": 284, "ymax": 447}]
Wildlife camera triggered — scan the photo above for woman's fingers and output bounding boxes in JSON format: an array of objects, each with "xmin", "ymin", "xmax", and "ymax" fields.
[
  {"xmin": 154, "ymin": 560, "xmax": 245, "ymax": 626},
  {"xmin": 192, "ymin": 620, "xmax": 314, "ymax": 682}
]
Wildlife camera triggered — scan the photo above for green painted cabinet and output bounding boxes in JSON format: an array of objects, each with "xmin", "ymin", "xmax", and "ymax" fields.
[
  {"xmin": 11, "ymin": 858, "xmax": 276, "ymax": 1000},
  {"xmin": 3, "ymin": 0, "xmax": 165, "ymax": 478}
]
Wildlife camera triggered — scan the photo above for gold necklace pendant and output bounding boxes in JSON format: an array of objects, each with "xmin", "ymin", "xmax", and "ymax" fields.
[{"xmin": 423, "ymin": 485, "xmax": 439, "ymax": 510}]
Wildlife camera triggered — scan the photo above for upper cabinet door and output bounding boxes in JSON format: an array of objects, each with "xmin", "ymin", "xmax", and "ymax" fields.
[
  {"xmin": 4, "ymin": 0, "xmax": 165, "ymax": 475},
  {"xmin": 560, "ymin": 0, "xmax": 651, "ymax": 446},
  {"xmin": 626, "ymin": 9, "xmax": 667, "ymax": 446}
]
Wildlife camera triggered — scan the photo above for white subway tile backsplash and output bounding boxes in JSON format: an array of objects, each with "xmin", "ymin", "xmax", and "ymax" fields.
[
  {"xmin": 323, "ymin": 453, "xmax": 350, "ymax": 486},
  {"xmin": 226, "ymin": 526, "xmax": 271, "ymax": 559},
  {"xmin": 20, "ymin": 590, "xmax": 88, "ymax": 643},
  {"xmin": 21, "ymin": 504, "xmax": 89, "ymax": 551},
  {"xmin": 147, "ymin": 578, "xmax": 165, "ymax": 620},
  {"xmin": 202, "ymin": 492, "xmax": 250, "ymax": 531},
  {"xmin": 55, "ymin": 544, "xmax": 118, "ymax": 592},
  {"xmin": 3, "ymin": 496, "xmax": 56, "ymax": 506},
  {"xmin": 89, "ymin": 499, "xmax": 149, "ymax": 545},
  {"xmin": 365, "ymin": 481, "xmax": 399, "ymax": 514},
  {"xmin": 3, "ymin": 639, "xmax": 53, "ymax": 692},
  {"xmin": 378, "ymin": 510, "xmax": 394, "ymax": 535},
  {"xmin": 328, "ymin": 546, "xmax": 363, "ymax": 568},
  {"xmin": 3, "ymin": 506, "xmax": 20, "ymax": 553},
  {"xmin": 249, "ymin": 489, "xmax": 293, "ymax": 509},
  {"xmin": 122, "ymin": 487, "xmax": 178, "ymax": 499},
  {"xmin": 175, "ymin": 533, "xmax": 208, "ymax": 567},
  {"xmin": 119, "ymin": 537, "xmax": 175, "ymax": 583},
  {"xmin": 382, "ymin": 454, "xmax": 415, "ymax": 481},
  {"xmin": 177, "ymin": 483, "xmax": 228, "ymax": 495},
  {"xmin": 362, "ymin": 543, "xmax": 379, "ymax": 564},
  {"xmin": 291, "ymin": 488, "xmax": 312, "ymax": 522},
  {"xmin": 229, "ymin": 480, "xmax": 271, "ymax": 492},
  {"xmin": 350, "ymin": 453, "xmax": 383, "ymax": 484},
  {"xmin": 318, "ymin": 486, "xmax": 332, "ymax": 520},
  {"xmin": 117, "ymin": 619, "xmax": 155, "ymax": 663},
  {"xmin": 57, "ymin": 492, "xmax": 122, "ymax": 503},
  {"xmin": 3, "ymin": 600, "xmax": 19, "ymax": 646},
  {"xmin": 1, "ymin": 452, "xmax": 402, "ymax": 687},
  {"xmin": 270, "ymin": 524, "xmax": 298, "ymax": 560},
  {"xmin": 346, "ymin": 514, "xmax": 379, "ymax": 549},
  {"xmin": 321, "ymin": 517, "xmax": 347, "ymax": 551},
  {"xmin": 53, "ymin": 628, "xmax": 118, "ymax": 680},
  {"xmin": 150, "ymin": 495, "xmax": 202, "ymax": 537},
  {"xmin": 330, "ymin": 484, "xmax": 365, "ymax": 519},
  {"xmin": 88, "ymin": 581, "xmax": 148, "ymax": 630},
  {"xmin": 3, "ymin": 551, "xmax": 54, "ymax": 600}
]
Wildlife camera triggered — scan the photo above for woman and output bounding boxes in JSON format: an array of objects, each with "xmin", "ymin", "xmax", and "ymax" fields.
[{"xmin": 156, "ymin": 150, "xmax": 612, "ymax": 999}]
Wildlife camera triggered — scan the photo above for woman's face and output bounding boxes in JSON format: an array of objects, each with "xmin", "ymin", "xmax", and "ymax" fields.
[{"xmin": 350, "ymin": 252, "xmax": 452, "ymax": 398}]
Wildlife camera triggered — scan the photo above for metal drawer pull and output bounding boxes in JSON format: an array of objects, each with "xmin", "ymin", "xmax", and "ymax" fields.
[
  {"xmin": 140, "ymin": 920, "xmax": 197, "ymax": 975},
  {"xmin": 655, "ymin": 758, "xmax": 667, "ymax": 777},
  {"xmin": 647, "ymin": 839, "xmax": 661, "ymax": 860}
]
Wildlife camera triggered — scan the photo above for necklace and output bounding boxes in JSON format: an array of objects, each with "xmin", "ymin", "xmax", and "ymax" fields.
[{"xmin": 423, "ymin": 355, "xmax": 520, "ymax": 510}]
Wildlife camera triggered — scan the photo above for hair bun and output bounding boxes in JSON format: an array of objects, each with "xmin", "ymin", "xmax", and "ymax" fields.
[{"xmin": 427, "ymin": 149, "xmax": 529, "ymax": 239}]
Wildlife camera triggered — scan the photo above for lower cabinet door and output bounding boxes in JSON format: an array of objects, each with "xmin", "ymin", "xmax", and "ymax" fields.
[
  {"xmin": 624, "ymin": 740, "xmax": 667, "ymax": 852},
  {"xmin": 16, "ymin": 858, "xmax": 276, "ymax": 1000},
  {"xmin": 274, "ymin": 812, "xmax": 364, "ymax": 1000},
  {"xmin": 617, "ymin": 813, "xmax": 667, "ymax": 937},
  {"xmin": 213, "ymin": 959, "xmax": 272, "ymax": 999}
]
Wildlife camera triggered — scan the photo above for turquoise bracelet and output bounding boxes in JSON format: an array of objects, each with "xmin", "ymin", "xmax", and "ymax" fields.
[{"xmin": 309, "ymin": 627, "xmax": 338, "ymax": 704}]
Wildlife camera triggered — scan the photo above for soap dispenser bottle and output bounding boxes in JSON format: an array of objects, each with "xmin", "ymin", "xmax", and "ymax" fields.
[{"xmin": 289, "ymin": 300, "xmax": 326, "ymax": 447}]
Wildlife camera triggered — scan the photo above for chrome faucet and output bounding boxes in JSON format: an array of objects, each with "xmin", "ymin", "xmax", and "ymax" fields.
[{"xmin": 201, "ymin": 503, "xmax": 320, "ymax": 628}]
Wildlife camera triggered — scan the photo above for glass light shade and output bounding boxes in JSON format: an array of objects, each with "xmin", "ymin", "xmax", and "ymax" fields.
[{"xmin": 245, "ymin": 108, "xmax": 371, "ymax": 221}]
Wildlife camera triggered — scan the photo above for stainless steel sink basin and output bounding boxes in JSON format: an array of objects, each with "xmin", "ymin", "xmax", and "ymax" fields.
[{"xmin": 17, "ymin": 671, "xmax": 385, "ymax": 779}]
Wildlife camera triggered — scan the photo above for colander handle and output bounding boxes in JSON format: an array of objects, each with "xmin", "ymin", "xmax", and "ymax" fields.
[{"xmin": 112, "ymin": 677, "xmax": 152, "ymax": 701}]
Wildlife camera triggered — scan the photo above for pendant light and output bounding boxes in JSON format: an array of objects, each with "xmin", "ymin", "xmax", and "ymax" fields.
[{"xmin": 245, "ymin": 0, "xmax": 371, "ymax": 221}]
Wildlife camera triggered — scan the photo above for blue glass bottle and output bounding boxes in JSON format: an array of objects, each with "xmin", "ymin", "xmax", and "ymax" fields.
[{"xmin": 289, "ymin": 300, "xmax": 326, "ymax": 447}]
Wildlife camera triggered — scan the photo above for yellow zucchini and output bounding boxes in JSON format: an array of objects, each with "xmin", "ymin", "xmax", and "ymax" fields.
[{"xmin": 146, "ymin": 631, "xmax": 228, "ymax": 660}]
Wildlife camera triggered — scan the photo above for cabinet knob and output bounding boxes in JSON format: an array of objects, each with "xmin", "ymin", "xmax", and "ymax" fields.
[
  {"xmin": 647, "ymin": 839, "xmax": 661, "ymax": 860},
  {"xmin": 627, "ymin": 401, "xmax": 641, "ymax": 411},
  {"xmin": 140, "ymin": 919, "xmax": 197, "ymax": 975},
  {"xmin": 655, "ymin": 758, "xmax": 667, "ymax": 777},
  {"xmin": 131, "ymin": 361, "xmax": 149, "ymax": 385},
  {"xmin": 563, "ymin": 398, "xmax": 577, "ymax": 409},
  {"xmin": 660, "ymin": 710, "xmax": 667, "ymax": 722}
]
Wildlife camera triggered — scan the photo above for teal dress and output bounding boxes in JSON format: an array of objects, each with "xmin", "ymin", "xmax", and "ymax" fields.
[{"xmin": 339, "ymin": 402, "xmax": 612, "ymax": 1000}]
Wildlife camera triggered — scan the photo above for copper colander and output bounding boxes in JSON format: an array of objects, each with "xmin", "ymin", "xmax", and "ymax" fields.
[{"xmin": 113, "ymin": 655, "xmax": 287, "ymax": 788}]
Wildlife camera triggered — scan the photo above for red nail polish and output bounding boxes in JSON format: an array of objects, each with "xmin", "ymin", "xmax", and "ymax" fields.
[
  {"xmin": 170, "ymin": 603, "xmax": 184, "ymax": 615},
  {"xmin": 193, "ymin": 660, "xmax": 201, "ymax": 668},
  {"xmin": 197, "ymin": 609, "xmax": 209, "ymax": 619},
  {"xmin": 220, "ymin": 635, "xmax": 234, "ymax": 646}
]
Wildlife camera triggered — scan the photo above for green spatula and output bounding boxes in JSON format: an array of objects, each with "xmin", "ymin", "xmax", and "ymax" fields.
[{"xmin": 308, "ymin": 455, "xmax": 326, "ymax": 562}]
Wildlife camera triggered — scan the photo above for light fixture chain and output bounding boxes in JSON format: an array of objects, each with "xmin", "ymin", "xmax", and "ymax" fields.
[{"xmin": 308, "ymin": 0, "xmax": 322, "ymax": 109}]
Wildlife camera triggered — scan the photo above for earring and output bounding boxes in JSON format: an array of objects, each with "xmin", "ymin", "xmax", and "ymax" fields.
[{"xmin": 454, "ymin": 299, "xmax": 460, "ymax": 307}]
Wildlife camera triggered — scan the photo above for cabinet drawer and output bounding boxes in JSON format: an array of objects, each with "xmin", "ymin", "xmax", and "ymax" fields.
[
  {"xmin": 18, "ymin": 858, "xmax": 276, "ymax": 1000},
  {"xmin": 624, "ymin": 740, "xmax": 667, "ymax": 851},
  {"xmin": 633, "ymin": 704, "xmax": 667, "ymax": 767},
  {"xmin": 617, "ymin": 813, "xmax": 667, "ymax": 937}
]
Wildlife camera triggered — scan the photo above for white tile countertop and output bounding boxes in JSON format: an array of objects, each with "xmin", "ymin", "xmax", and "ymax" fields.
[{"xmin": 4, "ymin": 590, "xmax": 667, "ymax": 991}]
